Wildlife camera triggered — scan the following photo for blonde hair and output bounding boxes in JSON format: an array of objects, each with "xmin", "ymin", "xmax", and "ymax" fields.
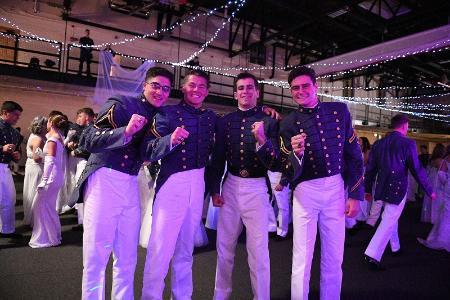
[{"xmin": 49, "ymin": 114, "xmax": 68, "ymax": 131}]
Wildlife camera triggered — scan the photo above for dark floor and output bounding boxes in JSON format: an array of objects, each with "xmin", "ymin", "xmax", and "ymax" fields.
[{"xmin": 0, "ymin": 175, "xmax": 449, "ymax": 300}]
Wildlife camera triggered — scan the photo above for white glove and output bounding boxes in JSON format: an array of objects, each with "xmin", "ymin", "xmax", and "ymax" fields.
[
  {"xmin": 37, "ymin": 155, "xmax": 56, "ymax": 190},
  {"xmin": 34, "ymin": 147, "xmax": 44, "ymax": 159}
]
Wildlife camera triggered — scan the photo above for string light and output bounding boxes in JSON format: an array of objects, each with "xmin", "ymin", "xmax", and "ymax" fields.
[{"xmin": 1, "ymin": 1, "xmax": 244, "ymax": 49}]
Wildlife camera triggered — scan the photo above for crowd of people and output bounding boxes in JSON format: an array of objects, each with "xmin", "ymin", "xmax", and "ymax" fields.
[{"xmin": 0, "ymin": 65, "xmax": 448, "ymax": 299}]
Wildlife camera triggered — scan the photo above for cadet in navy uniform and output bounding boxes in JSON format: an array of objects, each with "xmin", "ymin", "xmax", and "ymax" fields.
[
  {"xmin": 70, "ymin": 67, "xmax": 174, "ymax": 300},
  {"xmin": 141, "ymin": 69, "xmax": 216, "ymax": 299},
  {"xmin": 0, "ymin": 101, "xmax": 23, "ymax": 237},
  {"xmin": 364, "ymin": 114, "xmax": 435, "ymax": 270},
  {"xmin": 279, "ymin": 67, "xmax": 364, "ymax": 300},
  {"xmin": 209, "ymin": 72, "xmax": 279, "ymax": 300}
]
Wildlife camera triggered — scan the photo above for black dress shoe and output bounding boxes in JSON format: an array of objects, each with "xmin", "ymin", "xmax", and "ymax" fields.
[
  {"xmin": 72, "ymin": 225, "xmax": 84, "ymax": 232},
  {"xmin": 364, "ymin": 255, "xmax": 384, "ymax": 271},
  {"xmin": 391, "ymin": 249, "xmax": 404, "ymax": 257}
]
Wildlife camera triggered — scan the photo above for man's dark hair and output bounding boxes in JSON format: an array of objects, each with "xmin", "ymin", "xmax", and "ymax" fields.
[
  {"xmin": 288, "ymin": 66, "xmax": 317, "ymax": 85},
  {"xmin": 359, "ymin": 136, "xmax": 371, "ymax": 153},
  {"xmin": 145, "ymin": 67, "xmax": 174, "ymax": 84},
  {"xmin": 77, "ymin": 107, "xmax": 95, "ymax": 118},
  {"xmin": 430, "ymin": 143, "xmax": 446, "ymax": 161},
  {"xmin": 390, "ymin": 114, "xmax": 409, "ymax": 129},
  {"xmin": 184, "ymin": 69, "xmax": 210, "ymax": 87},
  {"xmin": 234, "ymin": 72, "xmax": 259, "ymax": 91},
  {"xmin": 1, "ymin": 101, "xmax": 23, "ymax": 113},
  {"xmin": 49, "ymin": 110, "xmax": 64, "ymax": 118},
  {"xmin": 420, "ymin": 145, "xmax": 428, "ymax": 150}
]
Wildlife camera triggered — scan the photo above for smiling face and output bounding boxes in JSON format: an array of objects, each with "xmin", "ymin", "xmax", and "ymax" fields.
[
  {"xmin": 182, "ymin": 74, "xmax": 209, "ymax": 108},
  {"xmin": 143, "ymin": 75, "xmax": 172, "ymax": 108},
  {"xmin": 289, "ymin": 75, "xmax": 319, "ymax": 108},
  {"xmin": 234, "ymin": 78, "xmax": 260, "ymax": 110}
]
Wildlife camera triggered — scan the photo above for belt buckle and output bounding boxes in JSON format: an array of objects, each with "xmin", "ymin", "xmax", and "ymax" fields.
[{"xmin": 239, "ymin": 169, "xmax": 249, "ymax": 177}]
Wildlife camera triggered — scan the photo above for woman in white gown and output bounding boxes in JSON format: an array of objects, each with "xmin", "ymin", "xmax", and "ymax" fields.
[
  {"xmin": 22, "ymin": 116, "xmax": 47, "ymax": 226},
  {"xmin": 421, "ymin": 144, "xmax": 446, "ymax": 224},
  {"xmin": 29, "ymin": 114, "xmax": 68, "ymax": 248},
  {"xmin": 418, "ymin": 148, "xmax": 450, "ymax": 252}
]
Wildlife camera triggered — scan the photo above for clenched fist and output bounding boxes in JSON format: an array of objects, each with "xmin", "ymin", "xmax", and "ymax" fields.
[
  {"xmin": 125, "ymin": 114, "xmax": 148, "ymax": 138},
  {"xmin": 171, "ymin": 126, "xmax": 189, "ymax": 147},
  {"xmin": 291, "ymin": 133, "xmax": 307, "ymax": 158},
  {"xmin": 2, "ymin": 144, "xmax": 15, "ymax": 154},
  {"xmin": 251, "ymin": 121, "xmax": 267, "ymax": 145}
]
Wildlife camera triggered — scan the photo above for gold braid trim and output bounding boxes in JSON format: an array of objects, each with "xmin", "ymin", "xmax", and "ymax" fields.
[
  {"xmin": 350, "ymin": 176, "xmax": 364, "ymax": 192},
  {"xmin": 280, "ymin": 136, "xmax": 290, "ymax": 155},
  {"xmin": 348, "ymin": 131, "xmax": 356, "ymax": 144},
  {"xmin": 94, "ymin": 105, "xmax": 117, "ymax": 129},
  {"xmin": 150, "ymin": 118, "xmax": 161, "ymax": 138}
]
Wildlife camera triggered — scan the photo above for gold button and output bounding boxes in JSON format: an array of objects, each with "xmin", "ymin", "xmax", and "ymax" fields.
[
  {"xmin": 337, "ymin": 127, "xmax": 340, "ymax": 130},
  {"xmin": 337, "ymin": 135, "xmax": 341, "ymax": 138},
  {"xmin": 296, "ymin": 121, "xmax": 300, "ymax": 125},
  {"xmin": 312, "ymin": 165, "xmax": 316, "ymax": 168},
  {"xmin": 300, "ymin": 129, "xmax": 303, "ymax": 132},
  {"xmin": 316, "ymin": 115, "xmax": 319, "ymax": 118},
  {"xmin": 254, "ymin": 164, "xmax": 258, "ymax": 167},
  {"xmin": 240, "ymin": 150, "xmax": 244, "ymax": 153},
  {"xmin": 241, "ymin": 157, "xmax": 244, "ymax": 160},
  {"xmin": 336, "ymin": 119, "xmax": 339, "ymax": 122},
  {"xmin": 182, "ymin": 142, "xmax": 186, "ymax": 145},
  {"xmin": 314, "ymin": 171, "xmax": 318, "ymax": 175},
  {"xmin": 327, "ymin": 162, "xmax": 330, "ymax": 166},
  {"xmin": 338, "ymin": 143, "xmax": 342, "ymax": 146},
  {"xmin": 242, "ymin": 119, "xmax": 246, "ymax": 122},
  {"xmin": 254, "ymin": 157, "xmax": 258, "ymax": 161},
  {"xmin": 95, "ymin": 131, "xmax": 100, "ymax": 135},
  {"xmin": 241, "ymin": 127, "xmax": 244, "ymax": 130},
  {"xmin": 306, "ymin": 143, "xmax": 310, "ymax": 147},
  {"xmin": 334, "ymin": 111, "xmax": 337, "ymax": 115},
  {"xmin": 179, "ymin": 118, "xmax": 183, "ymax": 121},
  {"xmin": 110, "ymin": 131, "xmax": 113, "ymax": 135},
  {"xmin": 181, "ymin": 125, "xmax": 185, "ymax": 129},
  {"xmin": 326, "ymin": 154, "xmax": 329, "ymax": 158},
  {"xmin": 227, "ymin": 135, "xmax": 230, "ymax": 138},
  {"xmin": 322, "ymin": 138, "xmax": 325, "ymax": 142},
  {"xmin": 318, "ymin": 122, "xmax": 322, "ymax": 126},
  {"xmin": 241, "ymin": 134, "xmax": 244, "ymax": 137},
  {"xmin": 240, "ymin": 142, "xmax": 244, "ymax": 145},
  {"xmin": 182, "ymin": 149, "xmax": 186, "ymax": 153},
  {"xmin": 392, "ymin": 171, "xmax": 395, "ymax": 173},
  {"xmin": 124, "ymin": 155, "xmax": 128, "ymax": 159},
  {"xmin": 183, "ymin": 165, "xmax": 187, "ymax": 169},
  {"xmin": 309, "ymin": 151, "xmax": 313, "ymax": 154},
  {"xmin": 324, "ymin": 146, "xmax": 327, "ymax": 150},
  {"xmin": 328, "ymin": 170, "xmax": 331, "ymax": 173},
  {"xmin": 121, "ymin": 163, "xmax": 125, "ymax": 167},
  {"xmin": 338, "ymin": 166, "xmax": 341, "ymax": 169},
  {"xmin": 182, "ymin": 157, "xmax": 186, "ymax": 161},
  {"xmin": 310, "ymin": 157, "xmax": 314, "ymax": 161},
  {"xmin": 320, "ymin": 130, "xmax": 323, "ymax": 134}
]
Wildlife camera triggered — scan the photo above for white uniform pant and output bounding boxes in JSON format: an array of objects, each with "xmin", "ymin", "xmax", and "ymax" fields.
[
  {"xmin": 214, "ymin": 174, "xmax": 270, "ymax": 300},
  {"xmin": 0, "ymin": 163, "xmax": 16, "ymax": 233},
  {"xmin": 291, "ymin": 174, "xmax": 345, "ymax": 300},
  {"xmin": 75, "ymin": 158, "xmax": 87, "ymax": 225},
  {"xmin": 142, "ymin": 168, "xmax": 205, "ymax": 300},
  {"xmin": 82, "ymin": 167, "xmax": 140, "ymax": 300},
  {"xmin": 268, "ymin": 171, "xmax": 291, "ymax": 237},
  {"xmin": 365, "ymin": 197, "xmax": 406, "ymax": 262}
]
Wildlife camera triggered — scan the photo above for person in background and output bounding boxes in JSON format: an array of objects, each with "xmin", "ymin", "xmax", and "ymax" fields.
[
  {"xmin": 0, "ymin": 101, "xmax": 23, "ymax": 238},
  {"xmin": 29, "ymin": 114, "xmax": 68, "ymax": 248},
  {"xmin": 364, "ymin": 114, "xmax": 435, "ymax": 270},
  {"xmin": 22, "ymin": 116, "xmax": 47, "ymax": 226},
  {"xmin": 78, "ymin": 29, "xmax": 94, "ymax": 77}
]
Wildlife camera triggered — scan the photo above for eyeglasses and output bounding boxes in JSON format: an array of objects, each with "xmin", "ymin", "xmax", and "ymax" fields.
[{"xmin": 147, "ymin": 82, "xmax": 171, "ymax": 93}]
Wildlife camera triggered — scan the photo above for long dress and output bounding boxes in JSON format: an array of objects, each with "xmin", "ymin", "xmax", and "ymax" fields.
[
  {"xmin": 22, "ymin": 134, "xmax": 44, "ymax": 226},
  {"xmin": 29, "ymin": 135, "xmax": 65, "ymax": 248},
  {"xmin": 418, "ymin": 162, "xmax": 450, "ymax": 251},
  {"xmin": 421, "ymin": 165, "xmax": 443, "ymax": 224}
]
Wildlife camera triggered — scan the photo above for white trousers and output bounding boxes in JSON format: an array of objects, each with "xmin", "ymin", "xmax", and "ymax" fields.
[
  {"xmin": 291, "ymin": 174, "xmax": 345, "ymax": 300},
  {"xmin": 142, "ymin": 168, "xmax": 205, "ymax": 300},
  {"xmin": 82, "ymin": 167, "xmax": 140, "ymax": 300},
  {"xmin": 0, "ymin": 163, "xmax": 16, "ymax": 233},
  {"xmin": 214, "ymin": 174, "xmax": 270, "ymax": 300},
  {"xmin": 365, "ymin": 197, "xmax": 406, "ymax": 262},
  {"xmin": 75, "ymin": 159, "xmax": 87, "ymax": 225}
]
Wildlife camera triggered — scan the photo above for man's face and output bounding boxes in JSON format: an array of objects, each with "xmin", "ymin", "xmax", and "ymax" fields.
[
  {"xmin": 76, "ymin": 112, "xmax": 90, "ymax": 126},
  {"xmin": 143, "ymin": 75, "xmax": 171, "ymax": 108},
  {"xmin": 182, "ymin": 75, "xmax": 209, "ymax": 108},
  {"xmin": 234, "ymin": 78, "xmax": 259, "ymax": 110},
  {"xmin": 289, "ymin": 75, "xmax": 318, "ymax": 108},
  {"xmin": 1, "ymin": 110, "xmax": 21, "ymax": 126},
  {"xmin": 85, "ymin": 30, "xmax": 90, "ymax": 37}
]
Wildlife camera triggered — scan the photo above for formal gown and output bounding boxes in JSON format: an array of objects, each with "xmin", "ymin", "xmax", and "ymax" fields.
[
  {"xmin": 418, "ymin": 162, "xmax": 450, "ymax": 251},
  {"xmin": 421, "ymin": 165, "xmax": 443, "ymax": 224},
  {"xmin": 29, "ymin": 135, "xmax": 65, "ymax": 248},
  {"xmin": 22, "ymin": 134, "xmax": 44, "ymax": 226}
]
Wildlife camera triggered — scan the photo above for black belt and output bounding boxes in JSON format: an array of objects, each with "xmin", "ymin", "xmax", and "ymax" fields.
[{"xmin": 228, "ymin": 167, "xmax": 266, "ymax": 178}]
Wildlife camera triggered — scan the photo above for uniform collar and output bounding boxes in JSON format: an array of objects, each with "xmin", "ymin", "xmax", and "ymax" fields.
[
  {"xmin": 237, "ymin": 106, "xmax": 259, "ymax": 117},
  {"xmin": 0, "ymin": 118, "xmax": 11, "ymax": 128},
  {"xmin": 180, "ymin": 100, "xmax": 206, "ymax": 114},
  {"xmin": 298, "ymin": 101, "xmax": 321, "ymax": 114}
]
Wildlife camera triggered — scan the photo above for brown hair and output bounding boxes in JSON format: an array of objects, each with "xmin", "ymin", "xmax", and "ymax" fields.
[{"xmin": 49, "ymin": 114, "xmax": 68, "ymax": 131}]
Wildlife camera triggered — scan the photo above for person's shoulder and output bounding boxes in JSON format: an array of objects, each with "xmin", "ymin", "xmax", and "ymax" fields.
[
  {"xmin": 323, "ymin": 101, "xmax": 348, "ymax": 112},
  {"xmin": 280, "ymin": 110, "xmax": 297, "ymax": 124}
]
